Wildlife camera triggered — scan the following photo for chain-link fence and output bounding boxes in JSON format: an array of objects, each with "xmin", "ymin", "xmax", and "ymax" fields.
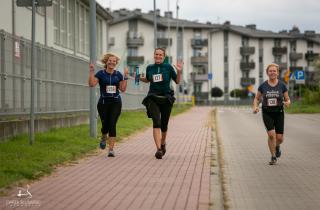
[{"xmin": 0, "ymin": 30, "xmax": 149, "ymax": 118}]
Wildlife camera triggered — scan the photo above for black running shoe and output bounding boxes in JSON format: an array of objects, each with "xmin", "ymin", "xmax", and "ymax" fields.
[
  {"xmin": 275, "ymin": 146, "xmax": 281, "ymax": 158},
  {"xmin": 155, "ymin": 150, "xmax": 163, "ymax": 159},
  {"xmin": 108, "ymin": 150, "xmax": 115, "ymax": 157},
  {"xmin": 99, "ymin": 139, "xmax": 106, "ymax": 150},
  {"xmin": 161, "ymin": 144, "xmax": 166, "ymax": 156},
  {"xmin": 269, "ymin": 156, "xmax": 277, "ymax": 165}
]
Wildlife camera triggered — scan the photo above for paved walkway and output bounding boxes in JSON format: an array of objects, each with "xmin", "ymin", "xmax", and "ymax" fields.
[{"xmin": 1, "ymin": 107, "xmax": 213, "ymax": 210}]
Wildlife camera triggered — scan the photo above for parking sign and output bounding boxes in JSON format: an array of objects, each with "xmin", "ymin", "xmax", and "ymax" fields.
[{"xmin": 295, "ymin": 70, "xmax": 305, "ymax": 84}]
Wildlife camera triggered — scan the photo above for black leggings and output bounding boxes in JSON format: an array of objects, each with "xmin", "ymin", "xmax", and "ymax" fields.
[
  {"xmin": 262, "ymin": 111, "xmax": 284, "ymax": 134},
  {"xmin": 148, "ymin": 97, "xmax": 173, "ymax": 132},
  {"xmin": 97, "ymin": 101, "xmax": 122, "ymax": 137}
]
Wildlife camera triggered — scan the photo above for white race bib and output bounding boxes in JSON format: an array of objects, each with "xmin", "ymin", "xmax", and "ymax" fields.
[
  {"xmin": 153, "ymin": 74, "xmax": 163, "ymax": 82},
  {"xmin": 267, "ymin": 98, "xmax": 277, "ymax": 106},
  {"xmin": 106, "ymin": 85, "xmax": 116, "ymax": 94}
]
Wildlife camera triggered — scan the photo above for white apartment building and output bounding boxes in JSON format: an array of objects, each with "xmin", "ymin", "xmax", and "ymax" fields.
[
  {"xmin": 109, "ymin": 9, "xmax": 320, "ymax": 103},
  {"xmin": 0, "ymin": 0, "xmax": 112, "ymax": 59}
]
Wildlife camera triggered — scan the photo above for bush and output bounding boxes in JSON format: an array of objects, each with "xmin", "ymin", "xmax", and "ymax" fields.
[
  {"xmin": 302, "ymin": 89, "xmax": 320, "ymax": 105},
  {"xmin": 211, "ymin": 87, "xmax": 223, "ymax": 97},
  {"xmin": 230, "ymin": 89, "xmax": 249, "ymax": 98}
]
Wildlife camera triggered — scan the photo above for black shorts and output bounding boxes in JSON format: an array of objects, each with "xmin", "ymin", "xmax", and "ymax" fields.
[{"xmin": 262, "ymin": 110, "xmax": 284, "ymax": 134}]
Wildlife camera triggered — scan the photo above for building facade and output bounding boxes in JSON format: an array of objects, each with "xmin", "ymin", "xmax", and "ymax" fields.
[{"xmin": 109, "ymin": 9, "xmax": 320, "ymax": 103}]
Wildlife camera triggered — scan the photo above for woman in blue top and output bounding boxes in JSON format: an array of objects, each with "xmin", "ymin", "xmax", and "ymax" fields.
[
  {"xmin": 140, "ymin": 48, "xmax": 183, "ymax": 159},
  {"xmin": 88, "ymin": 53, "xmax": 129, "ymax": 157},
  {"xmin": 253, "ymin": 63, "xmax": 290, "ymax": 165}
]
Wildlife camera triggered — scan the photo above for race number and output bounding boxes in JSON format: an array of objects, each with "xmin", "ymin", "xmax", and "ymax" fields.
[
  {"xmin": 267, "ymin": 98, "xmax": 277, "ymax": 106},
  {"xmin": 153, "ymin": 74, "xmax": 163, "ymax": 82},
  {"xmin": 106, "ymin": 85, "xmax": 116, "ymax": 94}
]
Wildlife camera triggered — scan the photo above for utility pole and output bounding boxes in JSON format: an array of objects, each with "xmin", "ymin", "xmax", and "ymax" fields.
[
  {"xmin": 153, "ymin": 0, "xmax": 157, "ymax": 49},
  {"xmin": 89, "ymin": 0, "xmax": 97, "ymax": 138},
  {"xmin": 176, "ymin": 0, "xmax": 180, "ymax": 105}
]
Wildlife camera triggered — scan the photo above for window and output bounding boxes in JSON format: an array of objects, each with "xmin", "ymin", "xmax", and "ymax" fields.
[
  {"xmin": 290, "ymin": 41, "xmax": 296, "ymax": 52},
  {"xmin": 128, "ymin": 48, "xmax": 138, "ymax": 56},
  {"xmin": 274, "ymin": 39, "xmax": 281, "ymax": 47},
  {"xmin": 242, "ymin": 37, "xmax": 249, "ymax": 46},
  {"xmin": 53, "ymin": 0, "xmax": 75, "ymax": 49},
  {"xmin": 307, "ymin": 41, "xmax": 313, "ymax": 48},
  {"xmin": 193, "ymin": 29, "xmax": 201, "ymax": 38}
]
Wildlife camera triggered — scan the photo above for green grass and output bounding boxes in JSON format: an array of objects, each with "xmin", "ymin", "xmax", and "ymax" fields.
[
  {"xmin": 285, "ymin": 103, "xmax": 320, "ymax": 113},
  {"xmin": 0, "ymin": 104, "xmax": 192, "ymax": 191}
]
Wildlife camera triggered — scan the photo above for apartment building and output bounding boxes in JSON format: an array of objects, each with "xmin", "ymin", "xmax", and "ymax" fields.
[
  {"xmin": 109, "ymin": 9, "xmax": 320, "ymax": 103},
  {"xmin": 208, "ymin": 23, "xmax": 320, "ymax": 101},
  {"xmin": 108, "ymin": 8, "xmax": 215, "ymax": 96}
]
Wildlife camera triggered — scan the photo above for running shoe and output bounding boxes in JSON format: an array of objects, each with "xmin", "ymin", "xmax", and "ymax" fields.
[
  {"xmin": 155, "ymin": 149, "xmax": 163, "ymax": 159},
  {"xmin": 161, "ymin": 144, "xmax": 166, "ymax": 156},
  {"xmin": 99, "ymin": 138, "xmax": 106, "ymax": 150},
  {"xmin": 269, "ymin": 156, "xmax": 277, "ymax": 165},
  {"xmin": 108, "ymin": 150, "xmax": 115, "ymax": 157},
  {"xmin": 275, "ymin": 146, "xmax": 281, "ymax": 158}
]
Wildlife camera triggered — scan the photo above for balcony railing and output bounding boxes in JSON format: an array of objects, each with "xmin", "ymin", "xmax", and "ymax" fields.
[
  {"xmin": 127, "ymin": 31, "xmax": 144, "ymax": 47},
  {"xmin": 240, "ymin": 77, "xmax": 256, "ymax": 87},
  {"xmin": 305, "ymin": 52, "xmax": 319, "ymax": 61},
  {"xmin": 157, "ymin": 38, "xmax": 172, "ymax": 47},
  {"xmin": 289, "ymin": 52, "xmax": 303, "ymax": 61},
  {"xmin": 240, "ymin": 61, "xmax": 255, "ymax": 71},
  {"xmin": 274, "ymin": 62, "xmax": 288, "ymax": 70},
  {"xmin": 191, "ymin": 38, "xmax": 208, "ymax": 48},
  {"xmin": 272, "ymin": 47, "xmax": 287, "ymax": 56},
  {"xmin": 127, "ymin": 56, "xmax": 144, "ymax": 65},
  {"xmin": 191, "ymin": 56, "xmax": 208, "ymax": 65},
  {"xmin": 240, "ymin": 46, "xmax": 255, "ymax": 55}
]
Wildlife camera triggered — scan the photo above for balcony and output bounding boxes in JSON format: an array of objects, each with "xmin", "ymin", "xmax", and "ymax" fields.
[
  {"xmin": 240, "ymin": 46, "xmax": 255, "ymax": 55},
  {"xmin": 127, "ymin": 56, "xmax": 144, "ymax": 65},
  {"xmin": 192, "ymin": 74, "xmax": 208, "ymax": 81},
  {"xmin": 277, "ymin": 62, "xmax": 288, "ymax": 70},
  {"xmin": 305, "ymin": 51, "xmax": 319, "ymax": 62},
  {"xmin": 191, "ymin": 38, "xmax": 208, "ymax": 48},
  {"xmin": 240, "ymin": 61, "xmax": 255, "ymax": 71},
  {"xmin": 289, "ymin": 52, "xmax": 303, "ymax": 61},
  {"xmin": 191, "ymin": 56, "xmax": 208, "ymax": 65},
  {"xmin": 272, "ymin": 47, "xmax": 287, "ymax": 56},
  {"xmin": 241, "ymin": 77, "xmax": 256, "ymax": 87},
  {"xmin": 127, "ymin": 31, "xmax": 144, "ymax": 47},
  {"xmin": 157, "ymin": 38, "xmax": 172, "ymax": 47}
]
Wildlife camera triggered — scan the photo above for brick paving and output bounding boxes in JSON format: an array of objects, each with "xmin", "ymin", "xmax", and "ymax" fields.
[{"xmin": 0, "ymin": 107, "xmax": 213, "ymax": 210}]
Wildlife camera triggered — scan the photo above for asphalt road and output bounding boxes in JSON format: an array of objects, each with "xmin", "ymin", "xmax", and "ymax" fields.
[{"xmin": 217, "ymin": 107, "xmax": 320, "ymax": 210}]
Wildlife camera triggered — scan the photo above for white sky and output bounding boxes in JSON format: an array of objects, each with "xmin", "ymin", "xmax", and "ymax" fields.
[{"xmin": 97, "ymin": 0, "xmax": 320, "ymax": 33}]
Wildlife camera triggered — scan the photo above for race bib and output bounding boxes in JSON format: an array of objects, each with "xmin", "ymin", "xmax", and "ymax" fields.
[
  {"xmin": 267, "ymin": 98, "xmax": 277, "ymax": 106},
  {"xmin": 106, "ymin": 85, "xmax": 116, "ymax": 94},
  {"xmin": 153, "ymin": 74, "xmax": 163, "ymax": 82}
]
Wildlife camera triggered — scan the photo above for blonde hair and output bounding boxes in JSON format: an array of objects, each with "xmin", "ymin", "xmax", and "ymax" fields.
[
  {"xmin": 266, "ymin": 63, "xmax": 279, "ymax": 73},
  {"xmin": 101, "ymin": 53, "xmax": 120, "ymax": 68}
]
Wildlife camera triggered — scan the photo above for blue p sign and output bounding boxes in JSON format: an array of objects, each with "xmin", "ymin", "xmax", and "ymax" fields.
[{"xmin": 295, "ymin": 70, "xmax": 305, "ymax": 84}]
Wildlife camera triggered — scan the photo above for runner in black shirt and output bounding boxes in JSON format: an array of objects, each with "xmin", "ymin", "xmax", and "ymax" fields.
[{"xmin": 253, "ymin": 63, "xmax": 290, "ymax": 165}]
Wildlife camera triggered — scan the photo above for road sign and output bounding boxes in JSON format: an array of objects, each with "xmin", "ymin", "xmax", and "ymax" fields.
[
  {"xmin": 295, "ymin": 70, "xmax": 305, "ymax": 84},
  {"xmin": 208, "ymin": 73, "xmax": 213, "ymax": 80},
  {"xmin": 17, "ymin": 0, "xmax": 52, "ymax": 7}
]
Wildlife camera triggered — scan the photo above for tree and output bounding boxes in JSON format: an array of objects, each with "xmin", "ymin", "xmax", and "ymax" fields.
[{"xmin": 211, "ymin": 87, "xmax": 223, "ymax": 97}]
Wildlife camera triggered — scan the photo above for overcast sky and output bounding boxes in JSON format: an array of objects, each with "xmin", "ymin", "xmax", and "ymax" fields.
[{"xmin": 97, "ymin": 0, "xmax": 320, "ymax": 33}]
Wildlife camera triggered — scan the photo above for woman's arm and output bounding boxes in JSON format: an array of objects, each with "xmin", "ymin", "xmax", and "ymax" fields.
[
  {"xmin": 119, "ymin": 67, "xmax": 129, "ymax": 92},
  {"xmin": 88, "ymin": 64, "xmax": 98, "ymax": 87},
  {"xmin": 253, "ymin": 91, "xmax": 261, "ymax": 113},
  {"xmin": 173, "ymin": 60, "xmax": 183, "ymax": 84},
  {"xmin": 283, "ymin": 91, "xmax": 291, "ymax": 107}
]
